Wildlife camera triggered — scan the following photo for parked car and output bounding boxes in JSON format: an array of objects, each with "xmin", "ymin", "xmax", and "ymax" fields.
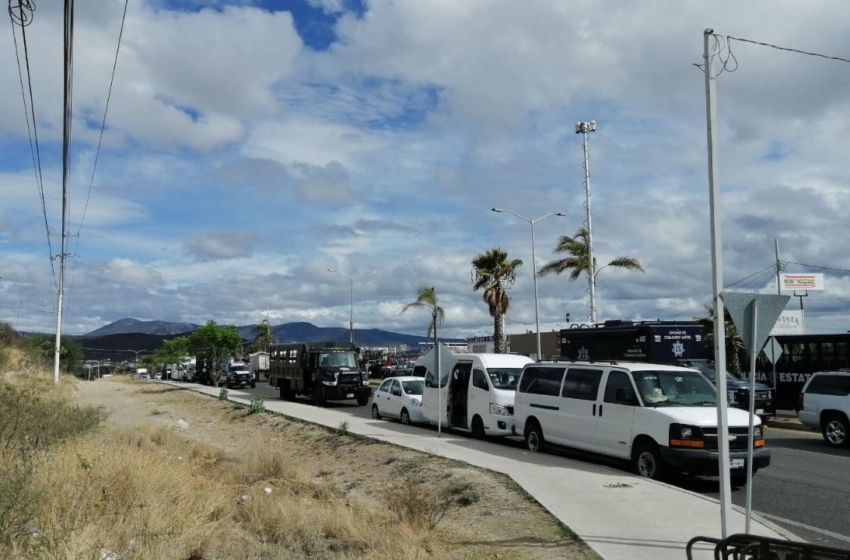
[
  {"xmin": 513, "ymin": 360, "xmax": 770, "ymax": 482},
  {"xmin": 798, "ymin": 370, "xmax": 850, "ymax": 448},
  {"xmin": 370, "ymin": 376, "xmax": 425, "ymax": 425}
]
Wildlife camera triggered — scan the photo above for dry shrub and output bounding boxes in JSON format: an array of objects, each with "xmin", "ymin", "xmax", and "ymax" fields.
[{"xmin": 384, "ymin": 481, "xmax": 456, "ymax": 530}]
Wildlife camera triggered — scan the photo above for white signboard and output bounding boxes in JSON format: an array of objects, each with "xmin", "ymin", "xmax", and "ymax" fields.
[
  {"xmin": 769, "ymin": 309, "xmax": 804, "ymax": 336},
  {"xmin": 780, "ymin": 273, "xmax": 824, "ymax": 291}
]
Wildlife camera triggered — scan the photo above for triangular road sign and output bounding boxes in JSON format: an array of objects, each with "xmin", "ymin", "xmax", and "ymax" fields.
[{"xmin": 720, "ymin": 292, "xmax": 791, "ymax": 355}]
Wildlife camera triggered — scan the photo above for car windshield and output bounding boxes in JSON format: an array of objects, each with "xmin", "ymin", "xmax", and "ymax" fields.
[
  {"xmin": 230, "ymin": 365, "xmax": 250, "ymax": 372},
  {"xmin": 685, "ymin": 363, "xmax": 740, "ymax": 383},
  {"xmin": 487, "ymin": 368, "xmax": 523, "ymax": 390},
  {"xmin": 319, "ymin": 352, "xmax": 358, "ymax": 368},
  {"xmin": 632, "ymin": 370, "xmax": 717, "ymax": 407},
  {"xmin": 401, "ymin": 380, "xmax": 424, "ymax": 395}
]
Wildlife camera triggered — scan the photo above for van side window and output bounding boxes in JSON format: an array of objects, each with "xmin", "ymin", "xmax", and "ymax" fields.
[
  {"xmin": 472, "ymin": 369, "xmax": 488, "ymax": 390},
  {"xmin": 562, "ymin": 368, "xmax": 604, "ymax": 401},
  {"xmin": 603, "ymin": 371, "xmax": 638, "ymax": 405},
  {"xmin": 807, "ymin": 375, "xmax": 850, "ymax": 396},
  {"xmin": 519, "ymin": 366, "xmax": 565, "ymax": 396}
]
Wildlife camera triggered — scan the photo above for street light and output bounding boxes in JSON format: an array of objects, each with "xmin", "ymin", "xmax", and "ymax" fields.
[
  {"xmin": 491, "ymin": 208, "xmax": 566, "ymax": 360},
  {"xmin": 575, "ymin": 120, "xmax": 598, "ymax": 324},
  {"xmin": 327, "ymin": 269, "xmax": 376, "ymax": 346}
]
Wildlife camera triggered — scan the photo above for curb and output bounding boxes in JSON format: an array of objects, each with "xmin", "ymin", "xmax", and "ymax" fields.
[{"xmin": 765, "ymin": 420, "xmax": 814, "ymax": 433}]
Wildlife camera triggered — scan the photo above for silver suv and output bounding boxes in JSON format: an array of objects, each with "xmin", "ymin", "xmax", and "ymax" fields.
[{"xmin": 798, "ymin": 371, "xmax": 850, "ymax": 448}]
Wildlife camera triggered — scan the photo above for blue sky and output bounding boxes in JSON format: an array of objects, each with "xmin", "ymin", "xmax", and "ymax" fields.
[{"xmin": 2, "ymin": 0, "xmax": 850, "ymax": 339}]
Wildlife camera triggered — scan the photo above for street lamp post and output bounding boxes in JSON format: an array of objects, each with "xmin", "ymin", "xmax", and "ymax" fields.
[
  {"xmin": 575, "ymin": 120, "xmax": 598, "ymax": 324},
  {"xmin": 327, "ymin": 269, "xmax": 376, "ymax": 346},
  {"xmin": 492, "ymin": 208, "xmax": 566, "ymax": 360}
]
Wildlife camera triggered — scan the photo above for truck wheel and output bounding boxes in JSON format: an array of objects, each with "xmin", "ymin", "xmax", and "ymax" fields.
[
  {"xmin": 471, "ymin": 415, "xmax": 486, "ymax": 439},
  {"xmin": 524, "ymin": 420, "xmax": 544, "ymax": 453},
  {"xmin": 356, "ymin": 395, "xmax": 369, "ymax": 406},
  {"xmin": 822, "ymin": 413, "xmax": 850, "ymax": 448},
  {"xmin": 632, "ymin": 441, "xmax": 665, "ymax": 480}
]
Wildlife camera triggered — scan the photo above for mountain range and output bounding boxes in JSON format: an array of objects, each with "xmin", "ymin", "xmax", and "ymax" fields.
[{"xmin": 82, "ymin": 318, "xmax": 460, "ymax": 349}]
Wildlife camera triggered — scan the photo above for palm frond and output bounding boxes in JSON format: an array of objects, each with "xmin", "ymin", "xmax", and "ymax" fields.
[{"xmin": 607, "ymin": 256, "xmax": 645, "ymax": 273}]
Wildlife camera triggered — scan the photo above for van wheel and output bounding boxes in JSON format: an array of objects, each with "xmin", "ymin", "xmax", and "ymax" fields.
[
  {"xmin": 400, "ymin": 408, "xmax": 411, "ymax": 425},
  {"xmin": 471, "ymin": 415, "xmax": 486, "ymax": 440},
  {"xmin": 525, "ymin": 421, "xmax": 544, "ymax": 453},
  {"xmin": 822, "ymin": 413, "xmax": 850, "ymax": 448},
  {"xmin": 372, "ymin": 405, "xmax": 382, "ymax": 420},
  {"xmin": 633, "ymin": 442, "xmax": 664, "ymax": 480}
]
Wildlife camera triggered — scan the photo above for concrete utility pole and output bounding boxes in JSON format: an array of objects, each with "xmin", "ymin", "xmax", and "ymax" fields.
[
  {"xmin": 703, "ymin": 28, "xmax": 733, "ymax": 539},
  {"xmin": 775, "ymin": 239, "xmax": 782, "ymax": 295},
  {"xmin": 576, "ymin": 121, "xmax": 598, "ymax": 324}
]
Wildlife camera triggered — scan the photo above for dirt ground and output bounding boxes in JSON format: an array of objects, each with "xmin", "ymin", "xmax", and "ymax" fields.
[{"xmin": 73, "ymin": 377, "xmax": 597, "ymax": 560}]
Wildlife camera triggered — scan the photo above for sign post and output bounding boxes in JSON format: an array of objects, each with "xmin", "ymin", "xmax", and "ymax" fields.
[
  {"xmin": 763, "ymin": 337, "xmax": 784, "ymax": 408},
  {"xmin": 720, "ymin": 291, "xmax": 790, "ymax": 532}
]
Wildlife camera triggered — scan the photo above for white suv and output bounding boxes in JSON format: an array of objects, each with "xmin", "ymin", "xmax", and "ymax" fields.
[
  {"xmin": 798, "ymin": 371, "xmax": 850, "ymax": 448},
  {"xmin": 513, "ymin": 361, "xmax": 770, "ymax": 482}
]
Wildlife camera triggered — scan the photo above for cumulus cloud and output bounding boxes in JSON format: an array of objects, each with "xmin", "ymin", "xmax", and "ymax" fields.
[{"xmin": 185, "ymin": 230, "xmax": 262, "ymax": 261}]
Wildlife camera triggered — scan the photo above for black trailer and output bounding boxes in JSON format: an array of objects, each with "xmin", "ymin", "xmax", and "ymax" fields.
[
  {"xmin": 559, "ymin": 320, "xmax": 776, "ymax": 421},
  {"xmin": 268, "ymin": 341, "xmax": 371, "ymax": 406}
]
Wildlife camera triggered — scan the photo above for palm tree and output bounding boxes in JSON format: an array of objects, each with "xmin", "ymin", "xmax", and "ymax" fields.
[
  {"xmin": 538, "ymin": 227, "xmax": 645, "ymax": 281},
  {"xmin": 252, "ymin": 319, "xmax": 277, "ymax": 352},
  {"xmin": 472, "ymin": 248, "xmax": 523, "ymax": 354},
  {"xmin": 400, "ymin": 286, "xmax": 445, "ymax": 342},
  {"xmin": 698, "ymin": 305, "xmax": 746, "ymax": 374}
]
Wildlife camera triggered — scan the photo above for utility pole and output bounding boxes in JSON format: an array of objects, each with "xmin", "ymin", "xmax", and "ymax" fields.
[
  {"xmin": 327, "ymin": 269, "xmax": 376, "ymax": 347},
  {"xmin": 775, "ymin": 239, "xmax": 782, "ymax": 295},
  {"xmin": 703, "ymin": 28, "xmax": 733, "ymax": 539}
]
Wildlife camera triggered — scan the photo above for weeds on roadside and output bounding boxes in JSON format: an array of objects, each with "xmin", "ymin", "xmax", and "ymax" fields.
[
  {"xmin": 337, "ymin": 421, "xmax": 349, "ymax": 435},
  {"xmin": 248, "ymin": 396, "xmax": 265, "ymax": 414},
  {"xmin": 385, "ymin": 481, "xmax": 456, "ymax": 529},
  {"xmin": 218, "ymin": 387, "xmax": 229, "ymax": 401},
  {"xmin": 446, "ymin": 480, "xmax": 481, "ymax": 506}
]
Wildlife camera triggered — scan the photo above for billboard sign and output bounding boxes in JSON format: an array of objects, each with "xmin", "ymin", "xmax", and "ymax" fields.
[
  {"xmin": 780, "ymin": 273, "xmax": 824, "ymax": 291},
  {"xmin": 769, "ymin": 309, "xmax": 804, "ymax": 336}
]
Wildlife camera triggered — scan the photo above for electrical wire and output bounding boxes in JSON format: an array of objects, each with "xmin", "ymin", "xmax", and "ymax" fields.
[
  {"xmin": 785, "ymin": 261, "xmax": 850, "ymax": 275},
  {"xmin": 726, "ymin": 35, "xmax": 850, "ymax": 65},
  {"xmin": 7, "ymin": 0, "xmax": 56, "ymax": 289}
]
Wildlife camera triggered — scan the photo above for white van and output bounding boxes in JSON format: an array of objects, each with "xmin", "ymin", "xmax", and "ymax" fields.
[
  {"xmin": 413, "ymin": 353, "xmax": 533, "ymax": 438},
  {"xmin": 513, "ymin": 360, "xmax": 771, "ymax": 481}
]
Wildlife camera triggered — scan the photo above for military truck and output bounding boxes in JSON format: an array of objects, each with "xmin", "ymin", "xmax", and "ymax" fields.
[
  {"xmin": 268, "ymin": 341, "xmax": 371, "ymax": 406},
  {"xmin": 559, "ymin": 320, "xmax": 775, "ymax": 423},
  {"xmin": 195, "ymin": 354, "xmax": 254, "ymax": 388}
]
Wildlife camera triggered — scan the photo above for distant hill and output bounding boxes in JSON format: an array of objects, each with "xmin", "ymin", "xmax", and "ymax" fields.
[
  {"xmin": 81, "ymin": 318, "xmax": 461, "ymax": 357},
  {"xmin": 85, "ymin": 318, "xmax": 199, "ymax": 337},
  {"xmin": 73, "ymin": 332, "xmax": 189, "ymax": 362}
]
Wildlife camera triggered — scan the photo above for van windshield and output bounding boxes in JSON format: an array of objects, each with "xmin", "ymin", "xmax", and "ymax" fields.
[
  {"xmin": 487, "ymin": 368, "xmax": 523, "ymax": 390},
  {"xmin": 632, "ymin": 370, "xmax": 716, "ymax": 407}
]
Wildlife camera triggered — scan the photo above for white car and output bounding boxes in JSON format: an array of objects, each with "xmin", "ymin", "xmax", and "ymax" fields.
[
  {"xmin": 798, "ymin": 370, "xmax": 850, "ymax": 448},
  {"xmin": 370, "ymin": 376, "xmax": 425, "ymax": 425}
]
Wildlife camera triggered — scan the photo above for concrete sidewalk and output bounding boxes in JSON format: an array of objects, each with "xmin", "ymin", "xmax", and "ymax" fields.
[
  {"xmin": 765, "ymin": 410, "xmax": 814, "ymax": 433},
  {"xmin": 164, "ymin": 381, "xmax": 797, "ymax": 560}
]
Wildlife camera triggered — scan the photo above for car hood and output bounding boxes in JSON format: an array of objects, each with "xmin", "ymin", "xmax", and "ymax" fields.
[{"xmin": 650, "ymin": 406, "xmax": 761, "ymax": 428}]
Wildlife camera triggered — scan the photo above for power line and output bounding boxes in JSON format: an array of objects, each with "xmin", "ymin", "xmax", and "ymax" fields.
[
  {"xmin": 785, "ymin": 261, "xmax": 850, "ymax": 275},
  {"xmin": 7, "ymin": 0, "xmax": 56, "ymax": 289},
  {"xmin": 726, "ymin": 34, "xmax": 850, "ymax": 65}
]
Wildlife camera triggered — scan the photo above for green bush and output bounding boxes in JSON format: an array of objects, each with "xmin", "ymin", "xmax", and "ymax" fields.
[
  {"xmin": 248, "ymin": 396, "xmax": 265, "ymax": 414},
  {"xmin": 218, "ymin": 388, "xmax": 229, "ymax": 401}
]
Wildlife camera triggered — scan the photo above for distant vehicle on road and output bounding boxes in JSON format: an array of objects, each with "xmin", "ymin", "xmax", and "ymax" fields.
[
  {"xmin": 370, "ymin": 376, "xmax": 425, "ymax": 425},
  {"xmin": 249, "ymin": 352, "xmax": 270, "ymax": 381},
  {"xmin": 798, "ymin": 370, "xmax": 850, "ymax": 448},
  {"xmin": 513, "ymin": 360, "xmax": 770, "ymax": 483}
]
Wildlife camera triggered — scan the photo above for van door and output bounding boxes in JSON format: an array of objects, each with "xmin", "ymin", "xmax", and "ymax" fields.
[
  {"xmin": 596, "ymin": 369, "xmax": 639, "ymax": 459},
  {"xmin": 450, "ymin": 361, "xmax": 472, "ymax": 429},
  {"xmin": 469, "ymin": 366, "xmax": 489, "ymax": 430},
  {"xmin": 517, "ymin": 365, "xmax": 566, "ymax": 445},
  {"xmin": 559, "ymin": 367, "xmax": 604, "ymax": 451}
]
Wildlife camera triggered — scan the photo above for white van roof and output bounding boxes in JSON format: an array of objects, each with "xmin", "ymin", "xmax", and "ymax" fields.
[
  {"xmin": 453, "ymin": 353, "xmax": 534, "ymax": 368},
  {"xmin": 535, "ymin": 360, "xmax": 700, "ymax": 373}
]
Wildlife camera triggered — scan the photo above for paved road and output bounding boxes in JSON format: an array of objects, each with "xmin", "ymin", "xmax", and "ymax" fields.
[{"xmin": 207, "ymin": 380, "xmax": 850, "ymax": 550}]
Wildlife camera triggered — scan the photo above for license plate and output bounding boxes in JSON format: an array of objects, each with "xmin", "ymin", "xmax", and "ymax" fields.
[
  {"xmin": 730, "ymin": 459, "xmax": 745, "ymax": 469},
  {"xmin": 346, "ymin": 393, "xmax": 354, "ymax": 398},
  {"xmin": 755, "ymin": 409, "xmax": 764, "ymax": 415}
]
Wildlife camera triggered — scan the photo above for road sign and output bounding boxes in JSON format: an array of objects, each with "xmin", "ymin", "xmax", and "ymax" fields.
[
  {"xmin": 720, "ymin": 292, "xmax": 790, "ymax": 354},
  {"xmin": 763, "ymin": 336, "xmax": 783, "ymax": 365},
  {"xmin": 419, "ymin": 343, "xmax": 457, "ymax": 382}
]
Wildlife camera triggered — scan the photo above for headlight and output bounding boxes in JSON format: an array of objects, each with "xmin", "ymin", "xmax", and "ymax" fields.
[
  {"xmin": 322, "ymin": 380, "xmax": 338, "ymax": 386},
  {"xmin": 753, "ymin": 426, "xmax": 762, "ymax": 439},
  {"xmin": 489, "ymin": 403, "xmax": 510, "ymax": 416},
  {"xmin": 727, "ymin": 390, "xmax": 737, "ymax": 403},
  {"xmin": 680, "ymin": 426, "xmax": 693, "ymax": 439},
  {"xmin": 669, "ymin": 423, "xmax": 704, "ymax": 448},
  {"xmin": 410, "ymin": 398, "xmax": 422, "ymax": 407},
  {"xmin": 362, "ymin": 380, "xmax": 370, "ymax": 386}
]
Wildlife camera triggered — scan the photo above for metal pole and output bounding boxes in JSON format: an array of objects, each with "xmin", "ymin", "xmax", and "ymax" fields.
[
  {"xmin": 581, "ymin": 131, "xmax": 597, "ymax": 324},
  {"xmin": 704, "ymin": 28, "xmax": 733, "ymax": 538},
  {"xmin": 434, "ymin": 307, "xmax": 441, "ymax": 438},
  {"xmin": 349, "ymin": 276, "xmax": 354, "ymax": 346},
  {"xmin": 531, "ymin": 221, "xmax": 542, "ymax": 360},
  {"xmin": 746, "ymin": 299, "xmax": 758, "ymax": 533},
  {"xmin": 775, "ymin": 239, "xmax": 781, "ymax": 295}
]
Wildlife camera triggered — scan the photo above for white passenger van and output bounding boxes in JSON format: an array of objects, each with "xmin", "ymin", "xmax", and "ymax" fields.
[
  {"xmin": 513, "ymin": 360, "xmax": 771, "ymax": 481},
  {"xmin": 413, "ymin": 353, "xmax": 533, "ymax": 438}
]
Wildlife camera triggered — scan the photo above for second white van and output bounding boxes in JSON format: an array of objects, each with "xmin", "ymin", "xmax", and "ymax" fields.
[
  {"xmin": 413, "ymin": 353, "xmax": 533, "ymax": 438},
  {"xmin": 513, "ymin": 360, "xmax": 771, "ymax": 482}
]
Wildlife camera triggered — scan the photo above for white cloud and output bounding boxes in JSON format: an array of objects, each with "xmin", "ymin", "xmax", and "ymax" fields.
[{"xmin": 185, "ymin": 230, "xmax": 262, "ymax": 261}]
